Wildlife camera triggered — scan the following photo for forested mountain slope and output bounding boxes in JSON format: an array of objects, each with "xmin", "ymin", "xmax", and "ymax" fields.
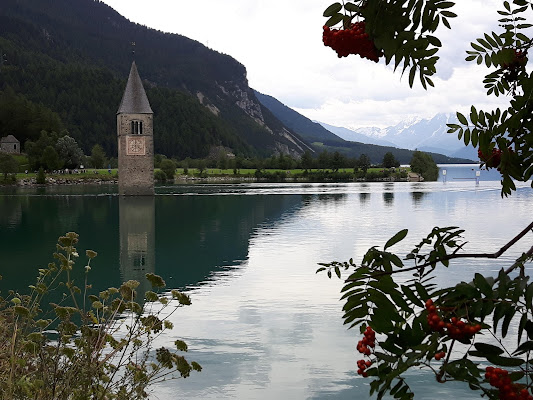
[{"xmin": 0, "ymin": 0, "xmax": 311, "ymax": 158}]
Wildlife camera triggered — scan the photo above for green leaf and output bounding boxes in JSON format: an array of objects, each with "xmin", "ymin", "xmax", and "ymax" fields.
[
  {"xmin": 375, "ymin": 351, "xmax": 398, "ymax": 363},
  {"xmin": 471, "ymin": 42, "xmax": 485, "ymax": 52},
  {"xmin": 146, "ymin": 273, "xmax": 166, "ymax": 288},
  {"xmin": 420, "ymin": 73, "xmax": 427, "ymax": 90},
  {"xmin": 323, "ymin": 3, "xmax": 342, "ymax": 17},
  {"xmin": 401, "ymin": 285, "xmax": 424, "ymax": 307},
  {"xmin": 474, "ymin": 342, "xmax": 504, "ymax": 355},
  {"xmin": 343, "ymin": 306, "xmax": 368, "ymax": 324},
  {"xmin": 427, "ymin": 36, "xmax": 442, "ymax": 47},
  {"xmin": 470, "ymin": 105, "xmax": 478, "ymax": 124},
  {"xmin": 414, "ymin": 282, "xmax": 429, "ymax": 301},
  {"xmin": 478, "ymin": 38, "xmax": 492, "ymax": 49},
  {"xmin": 440, "ymin": 10, "xmax": 457, "ymax": 18},
  {"xmin": 526, "ymin": 283, "xmax": 533, "ymax": 309},
  {"xmin": 485, "ymin": 33, "xmax": 498, "ymax": 47},
  {"xmin": 384, "ymin": 229, "xmax": 408, "ymax": 250},
  {"xmin": 518, "ymin": 314, "xmax": 528, "ymax": 344},
  {"xmin": 437, "ymin": 1, "xmax": 455, "ymax": 9},
  {"xmin": 380, "ymin": 339, "xmax": 405, "ymax": 356},
  {"xmin": 484, "ymin": 53, "xmax": 492, "ymax": 67},
  {"xmin": 344, "ymin": 2, "xmax": 360, "ymax": 12},
  {"xmin": 14, "ymin": 306, "xmax": 30, "ymax": 317},
  {"xmin": 457, "ymin": 112, "xmax": 468, "ymax": 125},
  {"xmin": 368, "ymin": 288, "xmax": 398, "ymax": 317},
  {"xmin": 516, "ymin": 32, "xmax": 530, "ymax": 41},
  {"xmin": 493, "ymin": 32, "xmax": 503, "ymax": 46},
  {"xmin": 464, "ymin": 129, "xmax": 471, "ymax": 145},
  {"xmin": 485, "ymin": 354, "xmax": 524, "ymax": 367},
  {"xmin": 494, "ymin": 301, "xmax": 511, "ymax": 332},
  {"xmin": 408, "ymin": 66, "xmax": 416, "ymax": 88},
  {"xmin": 502, "ymin": 307, "xmax": 516, "ymax": 338},
  {"xmin": 371, "ymin": 312, "xmax": 394, "ymax": 332},
  {"xmin": 390, "ymin": 289, "xmax": 413, "ymax": 313},
  {"xmin": 473, "ymin": 273, "xmax": 493, "ymax": 297},
  {"xmin": 513, "ymin": 340, "xmax": 533, "ymax": 355},
  {"xmin": 325, "ymin": 14, "xmax": 344, "ymax": 27},
  {"xmin": 175, "ymin": 339, "xmax": 188, "ymax": 351},
  {"xmin": 471, "ymin": 129, "xmax": 479, "ymax": 147}
]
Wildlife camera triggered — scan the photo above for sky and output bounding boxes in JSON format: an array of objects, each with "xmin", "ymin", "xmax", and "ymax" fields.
[{"xmin": 100, "ymin": 0, "xmax": 515, "ymax": 129}]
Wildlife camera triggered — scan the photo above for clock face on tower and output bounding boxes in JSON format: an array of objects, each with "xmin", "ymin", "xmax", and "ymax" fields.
[{"xmin": 126, "ymin": 137, "xmax": 146, "ymax": 155}]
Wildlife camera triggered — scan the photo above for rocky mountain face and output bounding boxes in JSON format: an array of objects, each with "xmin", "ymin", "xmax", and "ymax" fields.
[
  {"xmin": 0, "ymin": 0, "xmax": 309, "ymax": 158},
  {"xmin": 254, "ymin": 91, "xmax": 343, "ymax": 145}
]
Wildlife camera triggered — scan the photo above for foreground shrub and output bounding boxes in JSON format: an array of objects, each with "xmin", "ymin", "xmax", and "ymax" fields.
[{"xmin": 0, "ymin": 232, "xmax": 200, "ymax": 399}]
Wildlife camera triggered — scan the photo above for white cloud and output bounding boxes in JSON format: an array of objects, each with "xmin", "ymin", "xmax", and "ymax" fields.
[{"xmin": 101, "ymin": 0, "xmax": 521, "ymax": 129}]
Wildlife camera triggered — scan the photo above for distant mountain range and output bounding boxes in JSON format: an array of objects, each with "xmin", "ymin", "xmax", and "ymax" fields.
[
  {"xmin": 318, "ymin": 114, "xmax": 478, "ymax": 160},
  {"xmin": 317, "ymin": 122, "xmax": 398, "ymax": 148},
  {"xmin": 255, "ymin": 91, "xmax": 475, "ymax": 164}
]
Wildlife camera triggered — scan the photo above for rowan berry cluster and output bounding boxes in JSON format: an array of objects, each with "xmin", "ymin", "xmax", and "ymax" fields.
[
  {"xmin": 356, "ymin": 326, "xmax": 376, "ymax": 377},
  {"xmin": 434, "ymin": 351, "xmax": 446, "ymax": 361},
  {"xmin": 322, "ymin": 22, "xmax": 381, "ymax": 62},
  {"xmin": 478, "ymin": 148, "xmax": 502, "ymax": 168},
  {"xmin": 502, "ymin": 48, "xmax": 528, "ymax": 82},
  {"xmin": 425, "ymin": 299, "xmax": 482, "ymax": 340},
  {"xmin": 485, "ymin": 367, "xmax": 533, "ymax": 400},
  {"xmin": 357, "ymin": 359, "xmax": 372, "ymax": 377},
  {"xmin": 357, "ymin": 326, "xmax": 376, "ymax": 355}
]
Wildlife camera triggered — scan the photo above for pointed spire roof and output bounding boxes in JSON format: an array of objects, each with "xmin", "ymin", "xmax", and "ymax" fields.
[{"xmin": 117, "ymin": 61, "xmax": 153, "ymax": 114}]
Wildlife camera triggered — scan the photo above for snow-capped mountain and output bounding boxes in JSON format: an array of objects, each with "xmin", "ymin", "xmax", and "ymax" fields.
[
  {"xmin": 324, "ymin": 113, "xmax": 477, "ymax": 160},
  {"xmin": 318, "ymin": 122, "xmax": 397, "ymax": 147}
]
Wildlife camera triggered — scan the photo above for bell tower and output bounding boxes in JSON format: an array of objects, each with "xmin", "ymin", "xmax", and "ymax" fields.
[{"xmin": 117, "ymin": 61, "xmax": 154, "ymax": 196}]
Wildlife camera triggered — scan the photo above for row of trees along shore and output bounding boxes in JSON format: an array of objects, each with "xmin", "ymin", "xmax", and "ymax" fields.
[
  {"xmin": 1, "ymin": 142, "xmax": 439, "ymax": 183},
  {"xmin": 320, "ymin": 0, "xmax": 533, "ymax": 399}
]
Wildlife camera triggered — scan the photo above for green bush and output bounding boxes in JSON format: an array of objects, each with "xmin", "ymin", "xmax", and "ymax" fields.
[
  {"xmin": 36, "ymin": 167, "xmax": 46, "ymax": 184},
  {"xmin": 154, "ymin": 169, "xmax": 167, "ymax": 182},
  {"xmin": 159, "ymin": 159, "xmax": 176, "ymax": 180},
  {"xmin": 0, "ymin": 233, "xmax": 200, "ymax": 399}
]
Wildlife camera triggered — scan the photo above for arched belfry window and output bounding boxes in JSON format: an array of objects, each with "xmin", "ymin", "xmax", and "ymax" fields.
[{"xmin": 130, "ymin": 120, "xmax": 143, "ymax": 134}]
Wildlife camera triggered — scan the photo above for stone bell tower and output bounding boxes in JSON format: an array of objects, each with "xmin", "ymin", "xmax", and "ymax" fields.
[{"xmin": 117, "ymin": 61, "xmax": 154, "ymax": 196}]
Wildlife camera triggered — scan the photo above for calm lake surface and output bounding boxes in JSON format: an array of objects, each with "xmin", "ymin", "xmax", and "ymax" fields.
[{"xmin": 1, "ymin": 164, "xmax": 532, "ymax": 399}]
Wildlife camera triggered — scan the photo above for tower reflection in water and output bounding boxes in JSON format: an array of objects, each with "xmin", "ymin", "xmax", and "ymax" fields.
[{"xmin": 119, "ymin": 196, "xmax": 155, "ymax": 297}]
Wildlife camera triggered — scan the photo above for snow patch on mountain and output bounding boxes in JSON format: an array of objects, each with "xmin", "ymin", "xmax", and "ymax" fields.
[{"xmin": 324, "ymin": 113, "xmax": 477, "ymax": 160}]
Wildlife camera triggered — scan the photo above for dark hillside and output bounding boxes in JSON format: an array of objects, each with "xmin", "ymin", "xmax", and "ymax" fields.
[{"xmin": 0, "ymin": 0, "xmax": 309, "ymax": 157}]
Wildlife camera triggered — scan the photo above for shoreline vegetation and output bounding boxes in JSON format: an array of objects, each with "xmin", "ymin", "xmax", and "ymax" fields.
[{"xmin": 2, "ymin": 167, "xmax": 426, "ymax": 186}]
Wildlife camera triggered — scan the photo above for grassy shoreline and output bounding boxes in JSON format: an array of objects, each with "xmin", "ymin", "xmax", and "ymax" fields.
[{"xmin": 2, "ymin": 167, "xmax": 416, "ymax": 185}]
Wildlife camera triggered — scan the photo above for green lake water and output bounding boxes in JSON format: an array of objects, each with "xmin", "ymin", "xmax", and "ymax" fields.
[{"xmin": 0, "ymin": 165, "xmax": 532, "ymax": 399}]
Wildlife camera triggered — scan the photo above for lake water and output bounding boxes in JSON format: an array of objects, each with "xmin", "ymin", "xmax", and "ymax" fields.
[{"xmin": 0, "ymin": 165, "xmax": 532, "ymax": 399}]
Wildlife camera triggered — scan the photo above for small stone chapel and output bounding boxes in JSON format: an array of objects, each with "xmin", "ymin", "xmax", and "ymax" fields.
[
  {"xmin": 0, "ymin": 135, "xmax": 21, "ymax": 154},
  {"xmin": 116, "ymin": 61, "xmax": 154, "ymax": 196}
]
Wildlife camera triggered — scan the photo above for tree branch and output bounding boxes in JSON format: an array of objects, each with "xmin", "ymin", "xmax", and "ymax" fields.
[{"xmin": 346, "ymin": 221, "xmax": 533, "ymax": 281}]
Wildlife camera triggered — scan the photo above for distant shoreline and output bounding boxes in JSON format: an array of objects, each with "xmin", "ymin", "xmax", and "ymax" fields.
[{"xmin": 8, "ymin": 174, "xmax": 422, "ymax": 187}]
